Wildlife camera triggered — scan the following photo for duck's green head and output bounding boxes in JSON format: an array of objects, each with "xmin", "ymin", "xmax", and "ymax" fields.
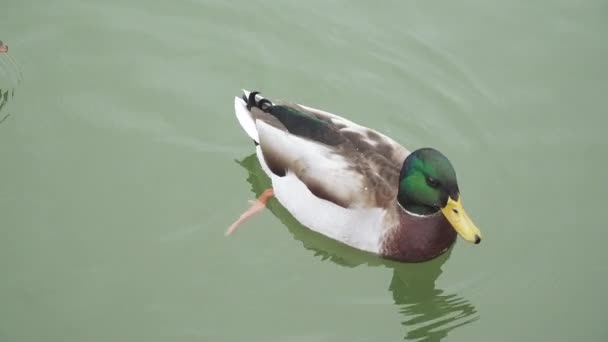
[{"xmin": 397, "ymin": 148, "xmax": 482, "ymax": 244}]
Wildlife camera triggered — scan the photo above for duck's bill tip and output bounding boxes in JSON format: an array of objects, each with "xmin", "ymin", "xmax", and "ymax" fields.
[{"xmin": 440, "ymin": 197, "xmax": 482, "ymax": 244}]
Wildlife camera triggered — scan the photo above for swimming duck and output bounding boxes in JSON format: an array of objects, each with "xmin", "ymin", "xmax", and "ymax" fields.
[{"xmin": 227, "ymin": 90, "xmax": 481, "ymax": 262}]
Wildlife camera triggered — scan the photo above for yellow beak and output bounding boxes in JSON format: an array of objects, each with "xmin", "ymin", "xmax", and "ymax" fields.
[{"xmin": 440, "ymin": 197, "xmax": 482, "ymax": 244}]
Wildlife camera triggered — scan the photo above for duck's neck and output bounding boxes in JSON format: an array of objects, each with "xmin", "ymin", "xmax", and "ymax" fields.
[
  {"xmin": 398, "ymin": 191, "xmax": 441, "ymax": 216},
  {"xmin": 402, "ymin": 202, "xmax": 439, "ymax": 216},
  {"xmin": 380, "ymin": 205, "xmax": 457, "ymax": 262}
]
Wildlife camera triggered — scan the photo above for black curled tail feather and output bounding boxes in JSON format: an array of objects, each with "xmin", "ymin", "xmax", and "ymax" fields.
[
  {"xmin": 245, "ymin": 91, "xmax": 273, "ymax": 112},
  {"xmin": 246, "ymin": 91, "xmax": 259, "ymax": 109}
]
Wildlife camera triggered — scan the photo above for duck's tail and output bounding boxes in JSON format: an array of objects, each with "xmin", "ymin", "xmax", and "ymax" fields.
[{"xmin": 233, "ymin": 90, "xmax": 274, "ymax": 144}]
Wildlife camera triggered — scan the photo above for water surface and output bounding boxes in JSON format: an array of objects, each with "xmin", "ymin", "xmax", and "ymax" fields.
[{"xmin": 1, "ymin": 0, "xmax": 607, "ymax": 341}]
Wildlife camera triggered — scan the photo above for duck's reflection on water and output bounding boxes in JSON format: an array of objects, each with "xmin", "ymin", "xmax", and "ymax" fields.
[
  {"xmin": 0, "ymin": 45, "xmax": 22, "ymax": 125},
  {"xmin": 0, "ymin": 89, "xmax": 13, "ymax": 125},
  {"xmin": 389, "ymin": 254, "xmax": 478, "ymax": 341},
  {"xmin": 235, "ymin": 154, "xmax": 478, "ymax": 341}
]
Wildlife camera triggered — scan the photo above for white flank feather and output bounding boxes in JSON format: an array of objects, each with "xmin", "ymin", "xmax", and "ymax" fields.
[
  {"xmin": 252, "ymin": 121, "xmax": 387, "ymax": 252},
  {"xmin": 273, "ymin": 171, "xmax": 386, "ymax": 253}
]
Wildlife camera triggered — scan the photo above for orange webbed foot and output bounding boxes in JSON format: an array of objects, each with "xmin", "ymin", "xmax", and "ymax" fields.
[{"xmin": 225, "ymin": 189, "xmax": 274, "ymax": 236}]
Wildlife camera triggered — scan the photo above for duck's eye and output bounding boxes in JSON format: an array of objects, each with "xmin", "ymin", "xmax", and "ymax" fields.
[{"xmin": 426, "ymin": 177, "xmax": 440, "ymax": 188}]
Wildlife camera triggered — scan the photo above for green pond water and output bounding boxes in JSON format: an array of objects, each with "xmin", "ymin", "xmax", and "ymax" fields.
[{"xmin": 1, "ymin": 1, "xmax": 607, "ymax": 341}]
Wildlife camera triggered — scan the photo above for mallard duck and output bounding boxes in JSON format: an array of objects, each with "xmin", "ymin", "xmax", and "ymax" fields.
[{"xmin": 227, "ymin": 90, "xmax": 481, "ymax": 262}]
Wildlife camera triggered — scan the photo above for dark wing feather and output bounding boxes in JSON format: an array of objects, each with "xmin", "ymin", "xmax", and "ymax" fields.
[{"xmin": 265, "ymin": 105, "xmax": 347, "ymax": 146}]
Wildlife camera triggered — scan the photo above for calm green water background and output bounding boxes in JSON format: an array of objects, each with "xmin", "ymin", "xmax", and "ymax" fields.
[{"xmin": 1, "ymin": 1, "xmax": 607, "ymax": 341}]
